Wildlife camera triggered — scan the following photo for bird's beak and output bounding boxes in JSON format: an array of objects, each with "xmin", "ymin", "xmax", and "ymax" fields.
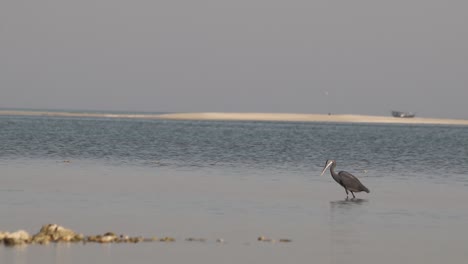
[{"xmin": 320, "ymin": 161, "xmax": 332, "ymax": 176}]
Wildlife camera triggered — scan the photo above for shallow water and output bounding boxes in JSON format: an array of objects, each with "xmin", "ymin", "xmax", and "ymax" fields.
[{"xmin": 1, "ymin": 115, "xmax": 467, "ymax": 263}]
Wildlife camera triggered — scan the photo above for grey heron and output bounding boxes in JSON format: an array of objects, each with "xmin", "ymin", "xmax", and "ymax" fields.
[{"xmin": 321, "ymin": 159, "xmax": 370, "ymax": 198}]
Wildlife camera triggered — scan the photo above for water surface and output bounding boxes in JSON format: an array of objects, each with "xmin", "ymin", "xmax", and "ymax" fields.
[{"xmin": 1, "ymin": 115, "xmax": 467, "ymax": 263}]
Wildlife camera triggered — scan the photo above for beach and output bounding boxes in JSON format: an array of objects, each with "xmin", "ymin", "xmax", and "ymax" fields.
[{"xmin": 1, "ymin": 110, "xmax": 468, "ymax": 126}]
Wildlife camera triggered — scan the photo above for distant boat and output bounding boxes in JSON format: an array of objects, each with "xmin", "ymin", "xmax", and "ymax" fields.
[{"xmin": 391, "ymin": 110, "xmax": 416, "ymax": 118}]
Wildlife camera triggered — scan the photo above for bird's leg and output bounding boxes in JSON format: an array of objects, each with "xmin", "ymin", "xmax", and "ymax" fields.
[
  {"xmin": 345, "ymin": 189, "xmax": 349, "ymax": 197},
  {"xmin": 351, "ymin": 192, "xmax": 355, "ymax": 199}
]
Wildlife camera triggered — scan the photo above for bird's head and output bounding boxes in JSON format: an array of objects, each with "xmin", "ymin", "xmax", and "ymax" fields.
[{"xmin": 320, "ymin": 159, "xmax": 335, "ymax": 176}]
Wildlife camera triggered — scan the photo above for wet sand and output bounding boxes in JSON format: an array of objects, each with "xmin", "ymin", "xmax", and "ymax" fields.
[{"xmin": 2, "ymin": 110, "xmax": 468, "ymax": 126}]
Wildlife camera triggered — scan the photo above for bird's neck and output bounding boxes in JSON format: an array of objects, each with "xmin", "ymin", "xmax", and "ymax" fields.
[{"xmin": 329, "ymin": 164, "xmax": 340, "ymax": 183}]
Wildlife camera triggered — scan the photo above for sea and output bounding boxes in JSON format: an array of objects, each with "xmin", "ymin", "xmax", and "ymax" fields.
[{"xmin": 1, "ymin": 113, "xmax": 467, "ymax": 264}]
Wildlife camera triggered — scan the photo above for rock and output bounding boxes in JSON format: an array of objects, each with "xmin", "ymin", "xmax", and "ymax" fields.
[
  {"xmin": 257, "ymin": 236, "xmax": 274, "ymax": 242},
  {"xmin": 86, "ymin": 234, "xmax": 119, "ymax": 243},
  {"xmin": 3, "ymin": 230, "xmax": 31, "ymax": 246},
  {"xmin": 72, "ymin": 234, "xmax": 85, "ymax": 242},
  {"xmin": 98, "ymin": 234, "xmax": 117, "ymax": 243},
  {"xmin": 95, "ymin": 232, "xmax": 117, "ymax": 243},
  {"xmin": 32, "ymin": 224, "xmax": 78, "ymax": 243},
  {"xmin": 1, "ymin": 224, "xmax": 295, "ymax": 247},
  {"xmin": 31, "ymin": 233, "xmax": 50, "ymax": 244},
  {"xmin": 185, "ymin": 237, "xmax": 206, "ymax": 242},
  {"xmin": 159, "ymin": 237, "xmax": 175, "ymax": 242},
  {"xmin": 257, "ymin": 236, "xmax": 292, "ymax": 243},
  {"xmin": 128, "ymin": 237, "xmax": 144, "ymax": 243},
  {"xmin": 86, "ymin": 235, "xmax": 98, "ymax": 242},
  {"xmin": 0, "ymin": 232, "xmax": 9, "ymax": 241},
  {"xmin": 117, "ymin": 235, "xmax": 130, "ymax": 243}
]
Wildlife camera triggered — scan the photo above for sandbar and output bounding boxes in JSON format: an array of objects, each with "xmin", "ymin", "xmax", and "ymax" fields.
[
  {"xmin": 1, "ymin": 110, "xmax": 468, "ymax": 126},
  {"xmin": 156, "ymin": 112, "xmax": 468, "ymax": 126}
]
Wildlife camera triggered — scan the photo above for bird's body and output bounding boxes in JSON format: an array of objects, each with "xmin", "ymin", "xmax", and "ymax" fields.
[{"xmin": 321, "ymin": 160, "xmax": 369, "ymax": 198}]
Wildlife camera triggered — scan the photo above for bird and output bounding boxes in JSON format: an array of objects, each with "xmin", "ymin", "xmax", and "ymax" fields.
[{"xmin": 320, "ymin": 159, "xmax": 370, "ymax": 198}]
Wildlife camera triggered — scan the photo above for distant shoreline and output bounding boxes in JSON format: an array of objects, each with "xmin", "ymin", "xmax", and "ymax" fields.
[{"xmin": 1, "ymin": 110, "xmax": 468, "ymax": 126}]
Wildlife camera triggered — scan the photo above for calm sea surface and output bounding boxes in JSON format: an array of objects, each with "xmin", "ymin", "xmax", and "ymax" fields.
[{"xmin": 1, "ymin": 114, "xmax": 468, "ymax": 263}]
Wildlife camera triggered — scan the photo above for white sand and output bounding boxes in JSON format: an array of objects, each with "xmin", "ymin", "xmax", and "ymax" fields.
[
  {"xmin": 157, "ymin": 112, "xmax": 468, "ymax": 126},
  {"xmin": 2, "ymin": 110, "xmax": 468, "ymax": 126}
]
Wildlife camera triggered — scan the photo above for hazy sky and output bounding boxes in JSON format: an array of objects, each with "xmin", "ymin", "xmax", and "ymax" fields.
[{"xmin": 1, "ymin": 1, "xmax": 467, "ymax": 118}]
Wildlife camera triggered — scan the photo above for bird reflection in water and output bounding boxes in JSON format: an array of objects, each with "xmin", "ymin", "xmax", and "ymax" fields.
[
  {"xmin": 329, "ymin": 198, "xmax": 369, "ymax": 264},
  {"xmin": 330, "ymin": 198, "xmax": 368, "ymax": 206}
]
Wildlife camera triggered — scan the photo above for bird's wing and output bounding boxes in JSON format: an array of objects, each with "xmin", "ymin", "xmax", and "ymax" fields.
[{"xmin": 338, "ymin": 171, "xmax": 368, "ymax": 192}]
